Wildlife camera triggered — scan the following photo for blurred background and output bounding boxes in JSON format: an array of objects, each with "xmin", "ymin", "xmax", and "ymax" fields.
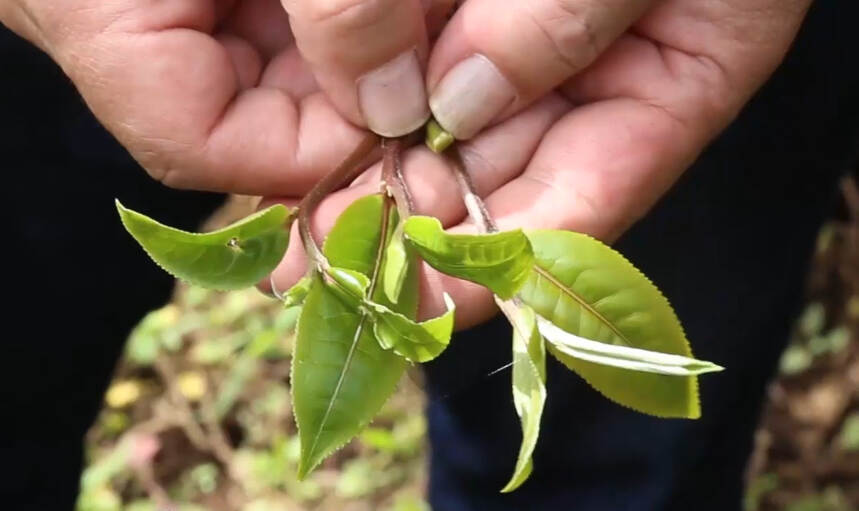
[{"xmin": 76, "ymin": 176, "xmax": 858, "ymax": 511}]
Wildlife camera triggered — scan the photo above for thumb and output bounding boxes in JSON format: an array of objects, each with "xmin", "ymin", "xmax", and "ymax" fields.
[
  {"xmin": 427, "ymin": 0, "xmax": 655, "ymax": 139},
  {"xmin": 283, "ymin": 0, "xmax": 430, "ymax": 137}
]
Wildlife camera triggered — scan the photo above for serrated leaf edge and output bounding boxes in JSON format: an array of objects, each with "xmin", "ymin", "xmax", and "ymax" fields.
[
  {"xmin": 115, "ymin": 199, "xmax": 291, "ymax": 291},
  {"xmin": 525, "ymin": 229, "xmax": 704, "ymax": 419}
]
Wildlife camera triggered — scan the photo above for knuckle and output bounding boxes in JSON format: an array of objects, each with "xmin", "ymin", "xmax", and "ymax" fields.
[
  {"xmin": 303, "ymin": 0, "xmax": 393, "ymax": 30},
  {"xmin": 130, "ymin": 142, "xmax": 197, "ymax": 190},
  {"xmin": 135, "ymin": 150, "xmax": 177, "ymax": 187},
  {"xmin": 148, "ymin": 161, "xmax": 188, "ymax": 190},
  {"xmin": 528, "ymin": 0, "xmax": 601, "ymax": 73}
]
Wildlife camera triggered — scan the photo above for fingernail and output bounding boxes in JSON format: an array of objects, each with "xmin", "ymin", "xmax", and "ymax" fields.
[
  {"xmin": 429, "ymin": 54, "xmax": 516, "ymax": 140},
  {"xmin": 358, "ymin": 51, "xmax": 430, "ymax": 137}
]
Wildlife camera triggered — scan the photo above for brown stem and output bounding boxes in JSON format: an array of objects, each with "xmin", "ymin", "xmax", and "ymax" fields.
[
  {"xmin": 382, "ymin": 138, "xmax": 414, "ymax": 218},
  {"xmin": 298, "ymin": 133, "xmax": 379, "ymax": 269},
  {"xmin": 446, "ymin": 146, "xmax": 498, "ymax": 233}
]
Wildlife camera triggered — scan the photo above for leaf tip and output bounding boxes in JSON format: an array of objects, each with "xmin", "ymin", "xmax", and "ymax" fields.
[
  {"xmin": 499, "ymin": 461, "xmax": 533, "ymax": 493},
  {"xmin": 115, "ymin": 199, "xmax": 131, "ymax": 221},
  {"xmin": 295, "ymin": 444, "xmax": 320, "ymax": 481},
  {"xmin": 295, "ymin": 462, "xmax": 310, "ymax": 481},
  {"xmin": 499, "ymin": 474, "xmax": 526, "ymax": 493},
  {"xmin": 706, "ymin": 363, "xmax": 726, "ymax": 374}
]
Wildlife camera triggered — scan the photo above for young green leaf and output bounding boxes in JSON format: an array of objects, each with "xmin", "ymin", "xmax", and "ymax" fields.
[
  {"xmin": 327, "ymin": 267, "xmax": 371, "ymax": 303},
  {"xmin": 500, "ymin": 304, "xmax": 546, "ymax": 493},
  {"xmin": 283, "ymin": 276, "xmax": 313, "ymax": 308},
  {"xmin": 367, "ymin": 294, "xmax": 456, "ymax": 363},
  {"xmin": 519, "ymin": 230, "xmax": 712, "ymax": 419},
  {"xmin": 403, "ymin": 215, "xmax": 534, "ymax": 299},
  {"xmin": 324, "ymin": 260, "xmax": 453, "ymax": 363},
  {"xmin": 116, "ymin": 200, "xmax": 292, "ymax": 290},
  {"xmin": 425, "ymin": 117, "xmax": 455, "ymax": 154},
  {"xmin": 292, "ymin": 194, "xmax": 415, "ymax": 478},
  {"xmin": 383, "ymin": 221, "xmax": 409, "ymax": 304}
]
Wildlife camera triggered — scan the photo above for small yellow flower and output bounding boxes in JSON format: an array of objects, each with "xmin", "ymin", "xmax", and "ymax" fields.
[
  {"xmin": 105, "ymin": 380, "xmax": 142, "ymax": 408},
  {"xmin": 177, "ymin": 371, "xmax": 207, "ymax": 401}
]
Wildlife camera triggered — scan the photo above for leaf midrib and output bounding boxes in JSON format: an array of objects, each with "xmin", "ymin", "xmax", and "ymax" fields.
[
  {"xmin": 533, "ymin": 265, "xmax": 631, "ymax": 347},
  {"xmin": 306, "ymin": 197, "xmax": 393, "ymax": 462}
]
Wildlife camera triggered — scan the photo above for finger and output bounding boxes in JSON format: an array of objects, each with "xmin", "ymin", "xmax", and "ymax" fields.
[
  {"xmin": 214, "ymin": 34, "xmax": 264, "ymax": 90},
  {"xmin": 481, "ymin": 100, "xmax": 700, "ymax": 241},
  {"xmin": 283, "ymin": 0, "xmax": 431, "ymax": 137},
  {"xmin": 222, "ymin": 0, "xmax": 294, "ymax": 59},
  {"xmin": 450, "ymin": 30, "xmax": 741, "ymax": 243},
  {"xmin": 259, "ymin": 46, "xmax": 319, "ymax": 99},
  {"xmin": 426, "ymin": 0, "xmax": 655, "ymax": 140},
  {"xmin": 424, "ymin": 0, "xmax": 457, "ymax": 38},
  {"xmin": 261, "ymin": 94, "xmax": 570, "ymax": 325}
]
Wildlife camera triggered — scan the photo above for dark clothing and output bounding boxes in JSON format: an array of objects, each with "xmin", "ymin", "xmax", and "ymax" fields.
[
  {"xmin": 1, "ymin": 27, "xmax": 222, "ymax": 508},
  {"xmin": 2, "ymin": 0, "xmax": 857, "ymax": 509}
]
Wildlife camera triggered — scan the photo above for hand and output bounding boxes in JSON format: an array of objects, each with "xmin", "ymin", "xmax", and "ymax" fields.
[
  {"xmin": 0, "ymin": 0, "xmax": 445, "ymax": 194},
  {"xmin": 266, "ymin": 0, "xmax": 812, "ymax": 327}
]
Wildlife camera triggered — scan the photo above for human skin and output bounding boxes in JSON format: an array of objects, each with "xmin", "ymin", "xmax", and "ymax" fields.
[{"xmin": 0, "ymin": 0, "xmax": 812, "ymax": 327}]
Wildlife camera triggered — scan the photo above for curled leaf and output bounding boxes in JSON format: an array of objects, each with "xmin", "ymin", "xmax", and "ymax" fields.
[
  {"xmin": 403, "ymin": 215, "xmax": 534, "ymax": 299},
  {"xmin": 324, "ymin": 262, "xmax": 455, "ymax": 363},
  {"xmin": 368, "ymin": 294, "xmax": 456, "ymax": 363},
  {"xmin": 537, "ymin": 317, "xmax": 723, "ymax": 376},
  {"xmin": 116, "ymin": 200, "xmax": 292, "ymax": 290}
]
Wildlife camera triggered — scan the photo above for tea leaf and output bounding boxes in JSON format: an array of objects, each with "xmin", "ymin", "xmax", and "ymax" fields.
[
  {"xmin": 519, "ymin": 230, "xmax": 711, "ymax": 418},
  {"xmin": 324, "ymin": 262, "xmax": 454, "ymax": 363},
  {"xmin": 403, "ymin": 215, "xmax": 534, "ymax": 299},
  {"xmin": 292, "ymin": 195, "xmax": 414, "ymax": 478},
  {"xmin": 327, "ymin": 267, "xmax": 371, "ymax": 303},
  {"xmin": 500, "ymin": 305, "xmax": 546, "ymax": 493},
  {"xmin": 368, "ymin": 294, "xmax": 455, "ymax": 362},
  {"xmin": 283, "ymin": 277, "xmax": 313, "ymax": 308},
  {"xmin": 383, "ymin": 221, "xmax": 409, "ymax": 304},
  {"xmin": 116, "ymin": 201, "xmax": 291, "ymax": 290}
]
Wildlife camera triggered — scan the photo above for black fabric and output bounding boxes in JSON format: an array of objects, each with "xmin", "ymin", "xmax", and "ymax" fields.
[
  {"xmin": 1, "ymin": 0, "xmax": 857, "ymax": 509},
  {"xmin": 1, "ymin": 29, "xmax": 223, "ymax": 508},
  {"xmin": 424, "ymin": 1, "xmax": 859, "ymax": 510}
]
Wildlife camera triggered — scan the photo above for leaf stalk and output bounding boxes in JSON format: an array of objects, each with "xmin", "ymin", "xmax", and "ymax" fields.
[{"xmin": 298, "ymin": 133, "xmax": 379, "ymax": 270}]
